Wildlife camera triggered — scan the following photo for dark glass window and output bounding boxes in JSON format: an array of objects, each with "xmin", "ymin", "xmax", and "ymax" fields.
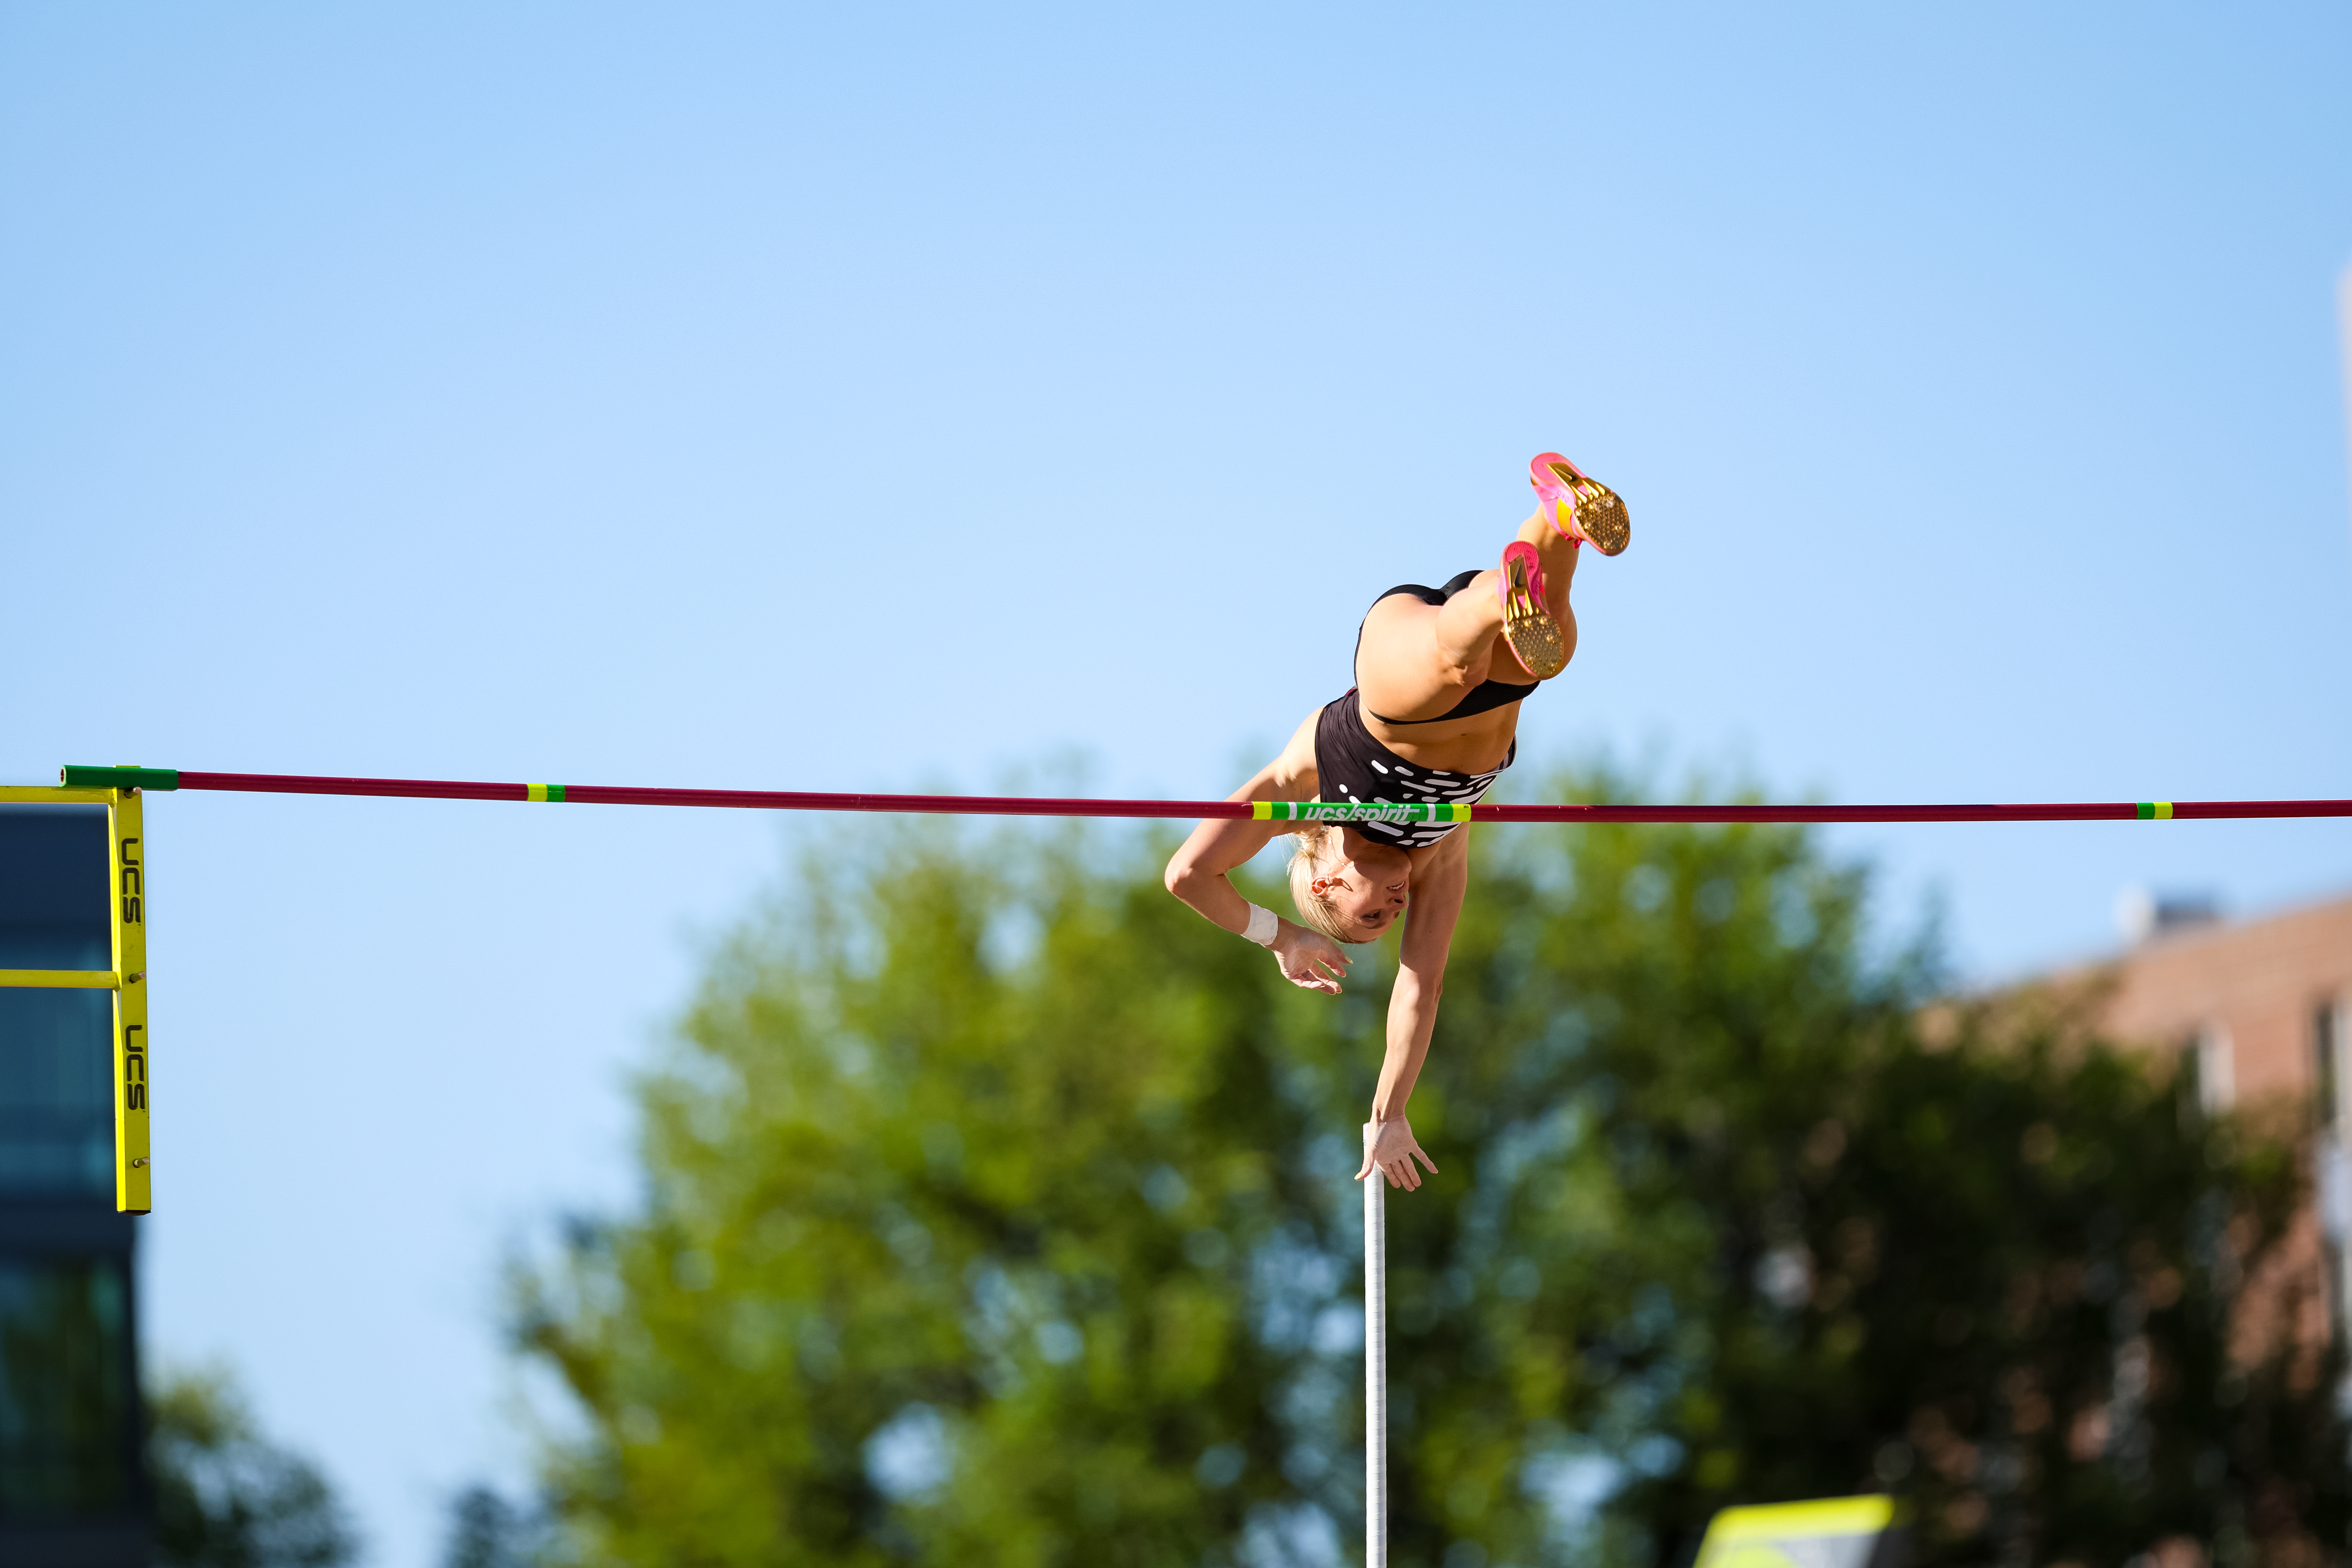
[
  {"xmin": 0, "ymin": 806, "xmax": 110, "ymax": 965},
  {"xmin": 0, "ymin": 1256, "xmax": 132, "ymax": 1514},
  {"xmin": 2322, "ymin": 1002, "xmax": 2343, "ymax": 1129},
  {"xmin": 0, "ymin": 991, "xmax": 114, "ymax": 1199}
]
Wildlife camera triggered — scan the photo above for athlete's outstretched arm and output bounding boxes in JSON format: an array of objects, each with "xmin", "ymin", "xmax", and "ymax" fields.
[
  {"xmin": 1355, "ymin": 827, "xmax": 1469, "ymax": 1190},
  {"xmin": 1163, "ymin": 711, "xmax": 1356, "ymax": 995}
]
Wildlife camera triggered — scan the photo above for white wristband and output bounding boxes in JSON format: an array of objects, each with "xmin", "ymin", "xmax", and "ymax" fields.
[{"xmin": 1242, "ymin": 902, "xmax": 1280, "ymax": 947}]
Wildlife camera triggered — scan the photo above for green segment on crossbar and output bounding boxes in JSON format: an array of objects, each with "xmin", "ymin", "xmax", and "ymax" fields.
[
  {"xmin": 2137, "ymin": 802, "xmax": 2173, "ymax": 820},
  {"xmin": 59, "ymin": 765, "xmax": 179, "ymax": 791},
  {"xmin": 1252, "ymin": 801, "xmax": 1472, "ymax": 823}
]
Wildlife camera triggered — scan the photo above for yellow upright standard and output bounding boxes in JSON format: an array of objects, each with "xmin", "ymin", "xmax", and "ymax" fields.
[
  {"xmin": 0, "ymin": 782, "xmax": 154, "ymax": 1214},
  {"xmin": 109, "ymin": 790, "xmax": 152, "ymax": 1213}
]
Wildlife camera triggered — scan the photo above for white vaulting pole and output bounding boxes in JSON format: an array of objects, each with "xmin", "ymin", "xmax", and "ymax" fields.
[{"xmin": 1364, "ymin": 1123, "xmax": 1388, "ymax": 1568}]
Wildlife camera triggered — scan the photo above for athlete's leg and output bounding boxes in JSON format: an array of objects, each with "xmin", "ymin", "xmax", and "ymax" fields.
[
  {"xmin": 1354, "ymin": 512, "xmax": 1581, "ymax": 721},
  {"xmin": 1354, "ymin": 594, "xmax": 1479, "ymax": 722},
  {"xmin": 1518, "ymin": 507, "xmax": 1583, "ymax": 624}
]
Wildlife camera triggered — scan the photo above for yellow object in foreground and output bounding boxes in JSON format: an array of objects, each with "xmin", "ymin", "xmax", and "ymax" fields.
[{"xmin": 1693, "ymin": 1496, "xmax": 1903, "ymax": 1568}]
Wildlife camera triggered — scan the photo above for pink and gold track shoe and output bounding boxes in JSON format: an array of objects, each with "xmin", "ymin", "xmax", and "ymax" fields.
[
  {"xmin": 1530, "ymin": 452, "xmax": 1631, "ymax": 556},
  {"xmin": 1497, "ymin": 541, "xmax": 1568, "ymax": 679}
]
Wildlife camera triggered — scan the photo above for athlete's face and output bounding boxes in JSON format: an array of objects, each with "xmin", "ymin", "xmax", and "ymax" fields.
[{"xmin": 1316, "ymin": 837, "xmax": 1412, "ymax": 937}]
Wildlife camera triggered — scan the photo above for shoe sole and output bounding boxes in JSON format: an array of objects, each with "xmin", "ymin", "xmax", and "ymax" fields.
[
  {"xmin": 1535, "ymin": 456, "xmax": 1632, "ymax": 557},
  {"xmin": 1500, "ymin": 552, "xmax": 1568, "ymax": 679}
]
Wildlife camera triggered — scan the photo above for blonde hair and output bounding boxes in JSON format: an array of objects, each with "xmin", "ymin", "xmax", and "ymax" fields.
[{"xmin": 1287, "ymin": 825, "xmax": 1379, "ymax": 945}]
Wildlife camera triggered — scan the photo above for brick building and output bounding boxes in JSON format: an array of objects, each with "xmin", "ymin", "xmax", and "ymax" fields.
[{"xmin": 2079, "ymin": 891, "xmax": 2352, "ymax": 1342}]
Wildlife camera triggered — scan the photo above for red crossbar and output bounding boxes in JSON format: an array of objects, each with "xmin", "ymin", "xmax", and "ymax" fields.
[{"xmin": 158, "ymin": 772, "xmax": 2352, "ymax": 824}]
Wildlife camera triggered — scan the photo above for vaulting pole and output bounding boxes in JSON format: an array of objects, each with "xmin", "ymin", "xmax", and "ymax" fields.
[{"xmin": 1364, "ymin": 1123, "xmax": 1388, "ymax": 1568}]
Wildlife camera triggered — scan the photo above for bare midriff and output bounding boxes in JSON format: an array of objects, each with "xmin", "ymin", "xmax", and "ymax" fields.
[{"xmin": 1356, "ymin": 694, "xmax": 1520, "ymax": 776}]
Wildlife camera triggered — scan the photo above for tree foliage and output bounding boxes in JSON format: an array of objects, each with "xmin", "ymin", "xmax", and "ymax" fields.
[
  {"xmin": 442, "ymin": 1482, "xmax": 549, "ymax": 1568},
  {"xmin": 151, "ymin": 1365, "xmax": 358, "ymax": 1568},
  {"xmin": 514, "ymin": 776, "xmax": 2348, "ymax": 1567}
]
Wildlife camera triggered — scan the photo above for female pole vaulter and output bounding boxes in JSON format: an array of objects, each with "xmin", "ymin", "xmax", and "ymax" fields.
[{"xmin": 1163, "ymin": 453, "xmax": 1629, "ymax": 1194}]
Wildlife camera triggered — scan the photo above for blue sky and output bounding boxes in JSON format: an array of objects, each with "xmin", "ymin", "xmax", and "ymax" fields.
[{"xmin": 4, "ymin": 5, "xmax": 2349, "ymax": 1563}]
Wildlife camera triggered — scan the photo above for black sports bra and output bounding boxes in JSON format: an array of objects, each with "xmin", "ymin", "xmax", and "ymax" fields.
[{"xmin": 1352, "ymin": 570, "xmax": 1540, "ymax": 726}]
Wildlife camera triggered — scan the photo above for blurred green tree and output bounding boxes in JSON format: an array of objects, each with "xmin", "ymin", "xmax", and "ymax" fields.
[
  {"xmin": 1370, "ymin": 797, "xmax": 2350, "ymax": 1568},
  {"xmin": 514, "ymin": 777, "xmax": 2347, "ymax": 1568},
  {"xmin": 441, "ymin": 1482, "xmax": 546, "ymax": 1568},
  {"xmin": 150, "ymin": 1364, "xmax": 358, "ymax": 1568}
]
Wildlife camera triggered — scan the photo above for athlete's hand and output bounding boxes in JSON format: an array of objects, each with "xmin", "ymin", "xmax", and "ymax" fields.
[
  {"xmin": 1356, "ymin": 1117, "xmax": 1437, "ymax": 1191},
  {"xmin": 1270, "ymin": 923, "xmax": 1350, "ymax": 994}
]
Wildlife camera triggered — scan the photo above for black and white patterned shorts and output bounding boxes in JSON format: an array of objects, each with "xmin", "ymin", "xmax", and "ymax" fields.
[{"xmin": 1311, "ymin": 691, "xmax": 1511, "ymax": 849}]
